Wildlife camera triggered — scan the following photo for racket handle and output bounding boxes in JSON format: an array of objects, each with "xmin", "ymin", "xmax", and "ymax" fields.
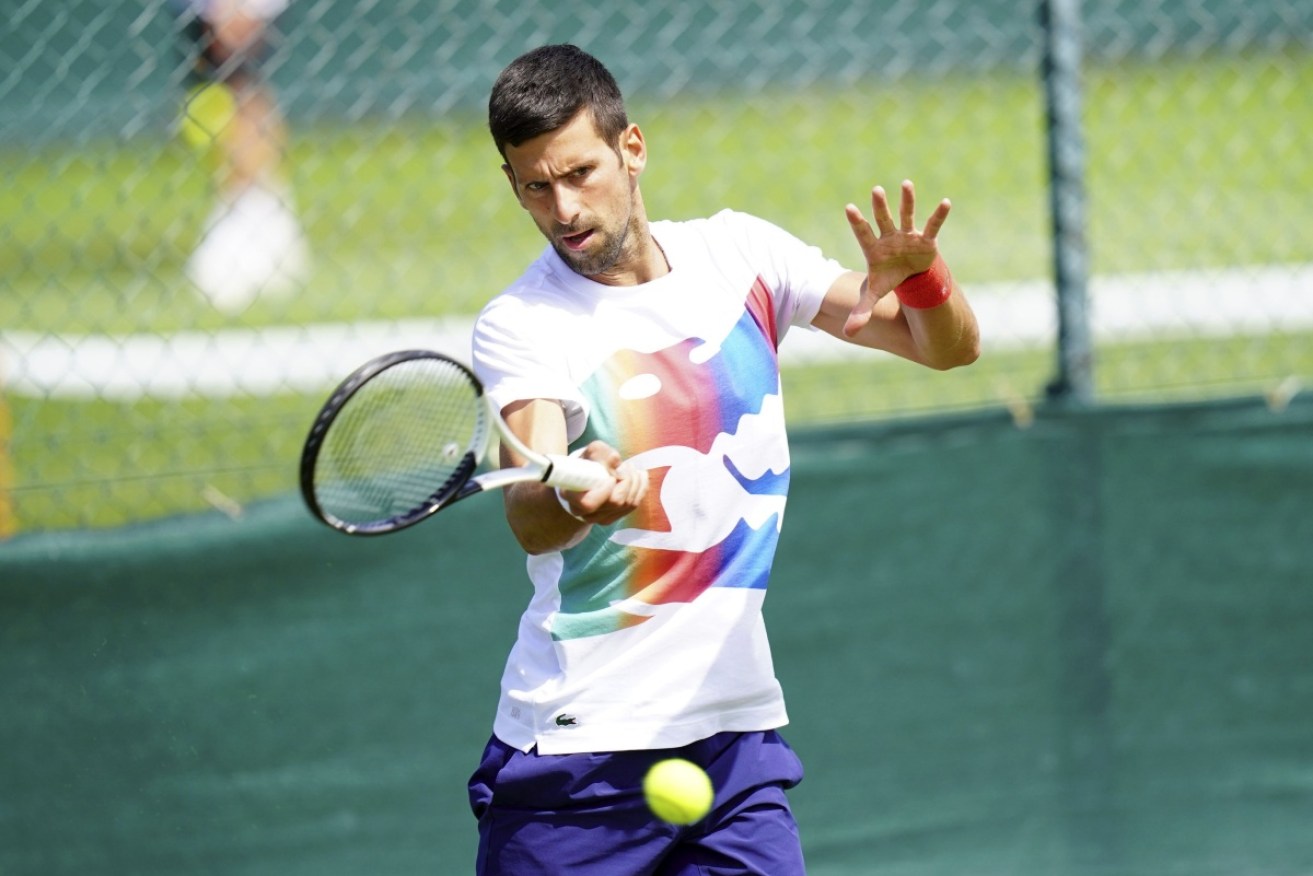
[{"xmin": 544, "ymin": 454, "xmax": 615, "ymax": 492}]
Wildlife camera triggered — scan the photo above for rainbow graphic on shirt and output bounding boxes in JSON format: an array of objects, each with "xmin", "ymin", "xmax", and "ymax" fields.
[{"xmin": 551, "ymin": 279, "xmax": 792, "ymax": 641}]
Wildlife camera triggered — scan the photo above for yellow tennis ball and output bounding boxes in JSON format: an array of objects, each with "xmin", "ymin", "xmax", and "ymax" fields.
[
  {"xmin": 179, "ymin": 83, "xmax": 237, "ymax": 150},
  {"xmin": 643, "ymin": 758, "xmax": 714, "ymax": 825}
]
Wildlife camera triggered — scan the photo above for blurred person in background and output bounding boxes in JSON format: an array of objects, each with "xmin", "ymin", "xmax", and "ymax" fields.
[{"xmin": 173, "ymin": 0, "xmax": 310, "ymax": 313}]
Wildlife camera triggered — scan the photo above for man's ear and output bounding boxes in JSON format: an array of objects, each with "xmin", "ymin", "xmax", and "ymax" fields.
[
  {"xmin": 502, "ymin": 163, "xmax": 524, "ymax": 206},
  {"xmin": 620, "ymin": 124, "xmax": 647, "ymax": 178}
]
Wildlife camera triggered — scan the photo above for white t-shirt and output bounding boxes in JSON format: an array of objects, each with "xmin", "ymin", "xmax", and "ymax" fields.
[{"xmin": 472, "ymin": 209, "xmax": 846, "ymax": 754}]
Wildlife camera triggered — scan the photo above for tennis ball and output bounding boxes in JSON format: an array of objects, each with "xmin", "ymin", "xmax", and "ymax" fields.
[
  {"xmin": 179, "ymin": 83, "xmax": 237, "ymax": 150},
  {"xmin": 643, "ymin": 758, "xmax": 714, "ymax": 825}
]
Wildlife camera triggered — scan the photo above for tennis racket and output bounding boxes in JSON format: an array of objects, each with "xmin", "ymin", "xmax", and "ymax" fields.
[{"xmin": 299, "ymin": 350, "xmax": 613, "ymax": 536}]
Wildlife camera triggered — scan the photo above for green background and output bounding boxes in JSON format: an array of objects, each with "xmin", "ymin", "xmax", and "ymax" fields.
[
  {"xmin": 2, "ymin": 3, "xmax": 1311, "ymax": 870},
  {"xmin": 3, "ymin": 0, "xmax": 1310, "ymax": 532},
  {"xmin": 4, "ymin": 399, "xmax": 1311, "ymax": 875},
  {"xmin": 5, "ymin": 51, "xmax": 1312, "ymax": 531}
]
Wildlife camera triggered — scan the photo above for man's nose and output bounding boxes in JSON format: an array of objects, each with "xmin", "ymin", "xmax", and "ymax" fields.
[{"xmin": 552, "ymin": 185, "xmax": 580, "ymax": 226}]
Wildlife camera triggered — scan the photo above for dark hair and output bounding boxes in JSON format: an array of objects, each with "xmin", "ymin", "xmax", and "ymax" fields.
[{"xmin": 488, "ymin": 44, "xmax": 628, "ymax": 159}]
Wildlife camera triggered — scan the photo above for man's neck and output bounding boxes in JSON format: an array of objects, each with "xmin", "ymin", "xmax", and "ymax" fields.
[
  {"xmin": 585, "ymin": 191, "xmax": 670, "ymax": 287},
  {"xmin": 589, "ymin": 231, "xmax": 668, "ymax": 286}
]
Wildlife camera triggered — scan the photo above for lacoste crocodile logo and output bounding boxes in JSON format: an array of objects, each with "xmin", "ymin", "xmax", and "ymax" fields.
[{"xmin": 554, "ymin": 714, "xmax": 578, "ymax": 727}]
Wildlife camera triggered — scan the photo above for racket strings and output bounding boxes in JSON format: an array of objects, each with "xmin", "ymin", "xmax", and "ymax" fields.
[{"xmin": 314, "ymin": 358, "xmax": 486, "ymax": 526}]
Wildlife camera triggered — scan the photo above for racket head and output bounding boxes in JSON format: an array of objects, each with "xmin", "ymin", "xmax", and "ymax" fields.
[{"xmin": 299, "ymin": 350, "xmax": 491, "ymax": 535}]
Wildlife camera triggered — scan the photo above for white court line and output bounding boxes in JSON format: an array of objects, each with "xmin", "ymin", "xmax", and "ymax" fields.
[
  {"xmin": 782, "ymin": 262, "xmax": 1313, "ymax": 363},
  {"xmin": 2, "ymin": 265, "xmax": 1310, "ymax": 400},
  {"xmin": 0, "ymin": 319, "xmax": 476, "ymax": 400}
]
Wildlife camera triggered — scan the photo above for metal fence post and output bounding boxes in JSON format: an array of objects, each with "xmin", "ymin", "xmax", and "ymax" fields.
[{"xmin": 1041, "ymin": 0, "xmax": 1094, "ymax": 405}]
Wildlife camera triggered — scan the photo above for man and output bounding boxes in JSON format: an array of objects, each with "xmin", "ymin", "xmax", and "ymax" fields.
[
  {"xmin": 468, "ymin": 44, "xmax": 979, "ymax": 875},
  {"xmin": 173, "ymin": 0, "xmax": 310, "ymax": 313}
]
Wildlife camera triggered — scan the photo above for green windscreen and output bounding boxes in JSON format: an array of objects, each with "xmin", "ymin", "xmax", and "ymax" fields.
[{"xmin": 2, "ymin": 398, "xmax": 1310, "ymax": 875}]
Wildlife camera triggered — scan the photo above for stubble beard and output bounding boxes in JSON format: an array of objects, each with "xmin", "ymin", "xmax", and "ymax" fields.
[{"xmin": 552, "ymin": 197, "xmax": 640, "ymax": 280}]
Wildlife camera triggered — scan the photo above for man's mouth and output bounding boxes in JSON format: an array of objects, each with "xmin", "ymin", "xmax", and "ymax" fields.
[{"xmin": 560, "ymin": 229, "xmax": 593, "ymax": 251}]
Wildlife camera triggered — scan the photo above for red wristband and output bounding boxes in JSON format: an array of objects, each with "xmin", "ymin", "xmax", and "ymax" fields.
[{"xmin": 894, "ymin": 255, "xmax": 953, "ymax": 309}]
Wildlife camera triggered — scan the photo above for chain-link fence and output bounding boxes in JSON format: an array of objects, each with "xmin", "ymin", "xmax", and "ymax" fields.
[{"xmin": 2, "ymin": 0, "xmax": 1310, "ymax": 533}]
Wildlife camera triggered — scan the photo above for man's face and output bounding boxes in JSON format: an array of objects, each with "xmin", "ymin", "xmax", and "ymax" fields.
[{"xmin": 502, "ymin": 110, "xmax": 645, "ymax": 281}]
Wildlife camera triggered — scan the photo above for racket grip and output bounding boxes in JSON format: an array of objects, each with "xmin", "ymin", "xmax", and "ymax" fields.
[{"xmin": 544, "ymin": 454, "xmax": 615, "ymax": 492}]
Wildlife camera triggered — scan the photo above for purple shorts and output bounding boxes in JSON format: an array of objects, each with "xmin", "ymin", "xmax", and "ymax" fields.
[{"xmin": 468, "ymin": 729, "xmax": 807, "ymax": 875}]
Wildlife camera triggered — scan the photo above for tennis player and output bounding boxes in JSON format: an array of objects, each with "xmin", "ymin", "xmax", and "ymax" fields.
[
  {"xmin": 172, "ymin": 0, "xmax": 310, "ymax": 313},
  {"xmin": 468, "ymin": 44, "xmax": 980, "ymax": 875}
]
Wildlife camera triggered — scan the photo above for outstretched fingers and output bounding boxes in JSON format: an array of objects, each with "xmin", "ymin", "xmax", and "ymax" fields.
[
  {"xmin": 844, "ymin": 202, "xmax": 880, "ymax": 254},
  {"xmin": 899, "ymin": 180, "xmax": 917, "ymax": 232},
  {"xmin": 870, "ymin": 185, "xmax": 897, "ymax": 236},
  {"xmin": 860, "ymin": 181, "xmax": 949, "ymax": 240},
  {"xmin": 922, "ymin": 197, "xmax": 952, "ymax": 240},
  {"xmin": 897, "ymin": 179, "xmax": 951, "ymax": 238},
  {"xmin": 843, "ymin": 181, "xmax": 954, "ymax": 335}
]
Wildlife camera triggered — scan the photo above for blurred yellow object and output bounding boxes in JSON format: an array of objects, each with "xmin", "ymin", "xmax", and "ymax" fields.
[{"xmin": 179, "ymin": 82, "xmax": 237, "ymax": 150}]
